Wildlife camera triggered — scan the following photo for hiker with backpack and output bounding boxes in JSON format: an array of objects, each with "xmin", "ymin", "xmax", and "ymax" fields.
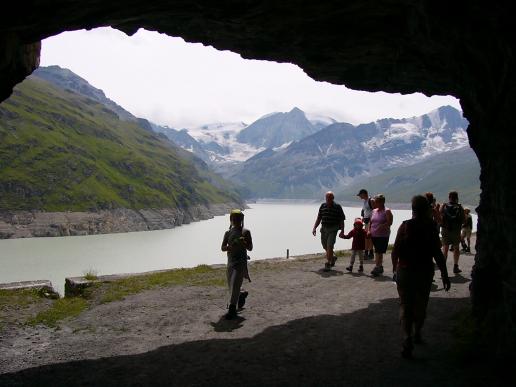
[
  {"xmin": 392, "ymin": 195, "xmax": 451, "ymax": 359},
  {"xmin": 221, "ymin": 209, "xmax": 253, "ymax": 320},
  {"xmin": 357, "ymin": 189, "xmax": 375, "ymax": 259},
  {"xmin": 440, "ymin": 191, "xmax": 465, "ymax": 274}
]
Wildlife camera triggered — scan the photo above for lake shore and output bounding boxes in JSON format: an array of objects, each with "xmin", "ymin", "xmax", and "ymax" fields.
[
  {"xmin": 1, "ymin": 236, "xmax": 502, "ymax": 386},
  {"xmin": 0, "ymin": 202, "xmax": 244, "ymax": 239}
]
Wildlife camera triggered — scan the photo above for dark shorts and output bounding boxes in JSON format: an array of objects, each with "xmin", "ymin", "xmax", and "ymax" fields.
[
  {"xmin": 442, "ymin": 227, "xmax": 461, "ymax": 246},
  {"xmin": 321, "ymin": 225, "xmax": 339, "ymax": 250},
  {"xmin": 372, "ymin": 236, "xmax": 389, "ymax": 254}
]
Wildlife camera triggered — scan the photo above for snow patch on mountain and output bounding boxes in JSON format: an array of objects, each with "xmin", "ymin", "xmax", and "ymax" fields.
[
  {"xmin": 186, "ymin": 122, "xmax": 265, "ymax": 163},
  {"xmin": 305, "ymin": 112, "xmax": 337, "ymax": 126}
]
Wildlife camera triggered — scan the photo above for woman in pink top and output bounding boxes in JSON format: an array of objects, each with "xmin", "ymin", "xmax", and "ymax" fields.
[{"xmin": 367, "ymin": 194, "xmax": 393, "ymax": 276}]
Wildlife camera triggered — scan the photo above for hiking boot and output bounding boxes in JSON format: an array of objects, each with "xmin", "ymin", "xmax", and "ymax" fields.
[
  {"xmin": 323, "ymin": 262, "xmax": 331, "ymax": 272},
  {"xmin": 225, "ymin": 304, "xmax": 237, "ymax": 320},
  {"xmin": 331, "ymin": 255, "xmax": 338, "ymax": 267},
  {"xmin": 238, "ymin": 291, "xmax": 249, "ymax": 309},
  {"xmin": 358, "ymin": 265, "xmax": 364, "ymax": 273},
  {"xmin": 465, "ymin": 247, "xmax": 471, "ymax": 253},
  {"xmin": 346, "ymin": 265, "xmax": 353, "ymax": 272},
  {"xmin": 371, "ymin": 266, "xmax": 382, "ymax": 276},
  {"xmin": 453, "ymin": 264, "xmax": 462, "ymax": 274}
]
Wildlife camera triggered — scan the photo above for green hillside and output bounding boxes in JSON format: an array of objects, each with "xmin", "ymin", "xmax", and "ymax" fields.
[
  {"xmin": 337, "ymin": 147, "xmax": 481, "ymax": 207},
  {"xmin": 0, "ymin": 77, "xmax": 242, "ymax": 211}
]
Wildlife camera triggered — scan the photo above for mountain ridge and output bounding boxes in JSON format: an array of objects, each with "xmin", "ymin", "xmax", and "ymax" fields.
[
  {"xmin": 227, "ymin": 105, "xmax": 473, "ymax": 200},
  {"xmin": 0, "ymin": 70, "xmax": 244, "ymax": 237}
]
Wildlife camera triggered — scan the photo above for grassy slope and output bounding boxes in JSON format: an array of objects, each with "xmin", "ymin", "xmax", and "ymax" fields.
[
  {"xmin": 0, "ymin": 77, "xmax": 241, "ymax": 211},
  {"xmin": 337, "ymin": 147, "xmax": 481, "ymax": 206}
]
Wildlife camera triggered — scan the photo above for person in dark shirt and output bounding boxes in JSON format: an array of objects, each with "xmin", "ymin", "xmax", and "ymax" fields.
[
  {"xmin": 392, "ymin": 195, "xmax": 451, "ymax": 359},
  {"xmin": 221, "ymin": 209, "xmax": 253, "ymax": 320},
  {"xmin": 312, "ymin": 191, "xmax": 345, "ymax": 271}
]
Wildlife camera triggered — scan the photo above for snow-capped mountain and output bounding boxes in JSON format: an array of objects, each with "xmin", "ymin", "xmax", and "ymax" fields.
[
  {"xmin": 185, "ymin": 121, "xmax": 261, "ymax": 164},
  {"xmin": 184, "ymin": 108, "xmax": 337, "ymax": 165},
  {"xmin": 227, "ymin": 106, "xmax": 470, "ymax": 198},
  {"xmin": 236, "ymin": 107, "xmax": 323, "ymax": 148}
]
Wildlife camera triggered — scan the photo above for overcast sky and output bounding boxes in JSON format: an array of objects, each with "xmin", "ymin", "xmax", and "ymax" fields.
[{"xmin": 40, "ymin": 27, "xmax": 462, "ymax": 129}]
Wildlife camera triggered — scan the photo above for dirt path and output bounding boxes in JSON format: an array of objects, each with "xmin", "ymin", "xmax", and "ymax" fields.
[{"xmin": 0, "ymin": 240, "xmax": 504, "ymax": 386}]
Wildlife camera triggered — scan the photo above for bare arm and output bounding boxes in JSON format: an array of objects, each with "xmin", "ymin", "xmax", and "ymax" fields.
[
  {"xmin": 221, "ymin": 231, "xmax": 230, "ymax": 252},
  {"xmin": 386, "ymin": 209, "xmax": 393, "ymax": 227},
  {"xmin": 391, "ymin": 222, "xmax": 405, "ymax": 271},
  {"xmin": 243, "ymin": 229, "xmax": 253, "ymax": 251},
  {"xmin": 312, "ymin": 215, "xmax": 321, "ymax": 236},
  {"xmin": 338, "ymin": 220, "xmax": 345, "ymax": 238}
]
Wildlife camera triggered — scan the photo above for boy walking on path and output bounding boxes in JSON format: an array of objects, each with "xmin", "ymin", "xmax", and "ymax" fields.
[
  {"xmin": 221, "ymin": 209, "xmax": 253, "ymax": 320},
  {"xmin": 440, "ymin": 191, "xmax": 465, "ymax": 274},
  {"xmin": 341, "ymin": 218, "xmax": 367, "ymax": 272},
  {"xmin": 312, "ymin": 191, "xmax": 346, "ymax": 271}
]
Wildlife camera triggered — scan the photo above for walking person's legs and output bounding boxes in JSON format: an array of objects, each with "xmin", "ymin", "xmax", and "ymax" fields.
[
  {"xmin": 413, "ymin": 273, "xmax": 433, "ymax": 343},
  {"xmin": 371, "ymin": 237, "xmax": 386, "ymax": 276},
  {"xmin": 453, "ymin": 242, "xmax": 461, "ymax": 273},
  {"xmin": 347, "ymin": 250, "xmax": 357, "ymax": 271},
  {"xmin": 396, "ymin": 269, "xmax": 414, "ymax": 358},
  {"xmin": 358, "ymin": 250, "xmax": 364, "ymax": 272},
  {"xmin": 321, "ymin": 226, "xmax": 338, "ymax": 270},
  {"xmin": 226, "ymin": 264, "xmax": 244, "ymax": 319}
]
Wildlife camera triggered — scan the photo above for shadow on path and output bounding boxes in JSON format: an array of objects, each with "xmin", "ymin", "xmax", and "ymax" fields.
[
  {"xmin": 449, "ymin": 274, "xmax": 472, "ymax": 285},
  {"xmin": 0, "ymin": 297, "xmax": 505, "ymax": 387},
  {"xmin": 312, "ymin": 269, "xmax": 344, "ymax": 278},
  {"xmin": 210, "ymin": 315, "xmax": 246, "ymax": 332}
]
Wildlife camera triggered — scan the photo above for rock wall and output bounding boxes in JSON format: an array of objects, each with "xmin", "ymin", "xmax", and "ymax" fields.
[
  {"xmin": 1, "ymin": 0, "xmax": 515, "ymax": 357},
  {"xmin": 0, "ymin": 203, "xmax": 242, "ymax": 239}
]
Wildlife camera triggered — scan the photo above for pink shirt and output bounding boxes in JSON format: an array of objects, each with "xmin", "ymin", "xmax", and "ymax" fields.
[{"xmin": 370, "ymin": 208, "xmax": 391, "ymax": 237}]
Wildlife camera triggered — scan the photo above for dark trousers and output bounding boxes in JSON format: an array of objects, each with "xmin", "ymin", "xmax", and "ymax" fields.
[{"xmin": 396, "ymin": 267, "xmax": 434, "ymax": 339}]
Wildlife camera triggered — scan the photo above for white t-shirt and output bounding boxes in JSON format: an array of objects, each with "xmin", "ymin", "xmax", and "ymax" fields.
[{"xmin": 362, "ymin": 198, "xmax": 373, "ymax": 219}]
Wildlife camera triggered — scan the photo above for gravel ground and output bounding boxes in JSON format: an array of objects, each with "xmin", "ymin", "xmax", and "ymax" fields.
[{"xmin": 0, "ymin": 239, "xmax": 507, "ymax": 386}]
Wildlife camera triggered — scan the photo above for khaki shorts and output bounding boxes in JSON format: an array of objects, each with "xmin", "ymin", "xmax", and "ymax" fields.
[
  {"xmin": 461, "ymin": 227, "xmax": 472, "ymax": 239},
  {"xmin": 321, "ymin": 225, "xmax": 339, "ymax": 250},
  {"xmin": 442, "ymin": 227, "xmax": 461, "ymax": 246}
]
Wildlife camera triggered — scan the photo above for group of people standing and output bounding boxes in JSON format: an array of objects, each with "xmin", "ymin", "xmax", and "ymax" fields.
[
  {"xmin": 220, "ymin": 190, "xmax": 473, "ymax": 360},
  {"xmin": 312, "ymin": 189, "xmax": 472, "ymax": 276},
  {"xmin": 311, "ymin": 188, "xmax": 473, "ymax": 358},
  {"xmin": 312, "ymin": 190, "xmax": 393, "ymax": 276}
]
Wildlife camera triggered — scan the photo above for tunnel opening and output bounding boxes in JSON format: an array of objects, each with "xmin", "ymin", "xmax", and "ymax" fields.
[{"xmin": 0, "ymin": 0, "xmax": 514, "ymax": 369}]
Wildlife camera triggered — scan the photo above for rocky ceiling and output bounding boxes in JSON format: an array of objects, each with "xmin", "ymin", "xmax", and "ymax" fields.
[{"xmin": 1, "ymin": 0, "xmax": 515, "ymax": 357}]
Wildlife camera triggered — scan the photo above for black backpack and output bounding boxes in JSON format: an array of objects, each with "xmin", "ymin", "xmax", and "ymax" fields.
[{"xmin": 442, "ymin": 203, "xmax": 464, "ymax": 230}]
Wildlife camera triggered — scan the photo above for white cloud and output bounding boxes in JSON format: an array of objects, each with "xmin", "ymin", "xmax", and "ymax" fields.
[{"xmin": 40, "ymin": 27, "xmax": 462, "ymax": 128}]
